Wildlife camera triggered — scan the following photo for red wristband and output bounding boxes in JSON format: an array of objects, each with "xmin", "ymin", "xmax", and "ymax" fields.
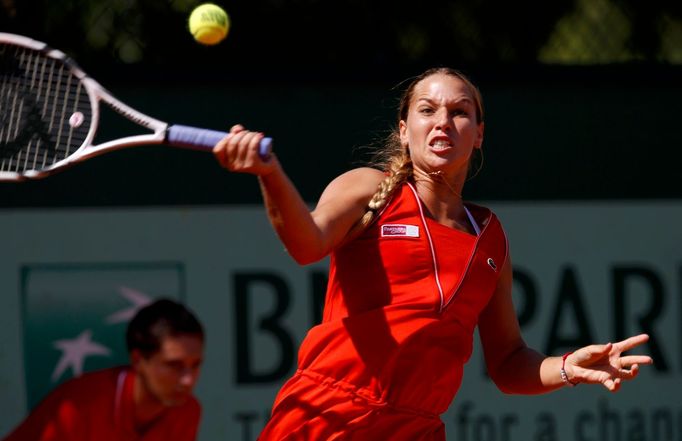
[{"xmin": 560, "ymin": 351, "xmax": 578, "ymax": 386}]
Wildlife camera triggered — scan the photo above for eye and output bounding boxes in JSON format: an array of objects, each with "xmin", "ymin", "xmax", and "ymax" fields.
[
  {"xmin": 165, "ymin": 361, "xmax": 185, "ymax": 372},
  {"xmin": 418, "ymin": 106, "xmax": 435, "ymax": 115},
  {"xmin": 450, "ymin": 108, "xmax": 469, "ymax": 117}
]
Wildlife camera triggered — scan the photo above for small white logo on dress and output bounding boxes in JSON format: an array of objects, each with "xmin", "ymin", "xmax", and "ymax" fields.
[
  {"xmin": 487, "ymin": 258, "xmax": 497, "ymax": 271},
  {"xmin": 381, "ymin": 224, "xmax": 419, "ymax": 238}
]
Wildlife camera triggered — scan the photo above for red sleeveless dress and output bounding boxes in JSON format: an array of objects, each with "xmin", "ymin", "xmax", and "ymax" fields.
[{"xmin": 259, "ymin": 182, "xmax": 508, "ymax": 440}]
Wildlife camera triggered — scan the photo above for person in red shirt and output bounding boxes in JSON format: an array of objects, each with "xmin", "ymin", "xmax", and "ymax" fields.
[
  {"xmin": 213, "ymin": 67, "xmax": 653, "ymax": 440},
  {"xmin": 3, "ymin": 298, "xmax": 204, "ymax": 441}
]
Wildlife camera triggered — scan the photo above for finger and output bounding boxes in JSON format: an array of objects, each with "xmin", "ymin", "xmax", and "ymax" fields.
[
  {"xmin": 620, "ymin": 355, "xmax": 653, "ymax": 366},
  {"xmin": 213, "ymin": 134, "xmax": 233, "ymax": 168},
  {"xmin": 225, "ymin": 130, "xmax": 250, "ymax": 168},
  {"xmin": 230, "ymin": 124, "xmax": 245, "ymax": 134},
  {"xmin": 213, "ymin": 131, "xmax": 232, "ymax": 153},
  {"xmin": 226, "ymin": 129, "xmax": 248, "ymax": 147},
  {"xmin": 612, "ymin": 377, "xmax": 622, "ymax": 392},
  {"xmin": 247, "ymin": 132, "xmax": 265, "ymax": 161},
  {"xmin": 618, "ymin": 364, "xmax": 639, "ymax": 380},
  {"xmin": 602, "ymin": 374, "xmax": 623, "ymax": 392},
  {"xmin": 213, "ymin": 137, "xmax": 225, "ymax": 157},
  {"xmin": 613, "ymin": 334, "xmax": 649, "ymax": 353},
  {"xmin": 234, "ymin": 131, "xmax": 260, "ymax": 164},
  {"xmin": 603, "ymin": 377, "xmax": 617, "ymax": 392}
]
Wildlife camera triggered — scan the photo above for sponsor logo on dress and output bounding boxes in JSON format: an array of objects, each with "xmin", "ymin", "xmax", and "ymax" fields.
[{"xmin": 381, "ymin": 224, "xmax": 419, "ymax": 238}]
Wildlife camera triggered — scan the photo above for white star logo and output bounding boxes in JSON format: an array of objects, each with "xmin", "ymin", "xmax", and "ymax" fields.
[
  {"xmin": 51, "ymin": 330, "xmax": 111, "ymax": 382},
  {"xmin": 105, "ymin": 286, "xmax": 153, "ymax": 324}
]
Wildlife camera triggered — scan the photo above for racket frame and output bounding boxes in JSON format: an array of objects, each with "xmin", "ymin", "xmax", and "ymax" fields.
[{"xmin": 0, "ymin": 33, "xmax": 260, "ymax": 182}]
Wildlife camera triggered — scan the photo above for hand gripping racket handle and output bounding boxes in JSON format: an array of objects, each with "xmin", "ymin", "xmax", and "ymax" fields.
[{"xmin": 166, "ymin": 125, "xmax": 272, "ymax": 159}]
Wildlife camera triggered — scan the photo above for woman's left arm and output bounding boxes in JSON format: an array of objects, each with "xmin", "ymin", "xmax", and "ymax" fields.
[{"xmin": 478, "ymin": 258, "xmax": 653, "ymax": 394}]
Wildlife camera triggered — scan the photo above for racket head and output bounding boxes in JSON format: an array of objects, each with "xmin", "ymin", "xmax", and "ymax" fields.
[{"xmin": 0, "ymin": 33, "xmax": 97, "ymax": 181}]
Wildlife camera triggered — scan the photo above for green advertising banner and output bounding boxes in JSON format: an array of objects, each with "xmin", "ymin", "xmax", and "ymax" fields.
[{"xmin": 0, "ymin": 204, "xmax": 680, "ymax": 441}]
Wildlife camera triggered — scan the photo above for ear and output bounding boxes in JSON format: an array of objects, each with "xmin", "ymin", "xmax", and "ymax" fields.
[
  {"xmin": 475, "ymin": 121, "xmax": 485, "ymax": 149},
  {"xmin": 399, "ymin": 120, "xmax": 408, "ymax": 148},
  {"xmin": 130, "ymin": 349, "xmax": 143, "ymax": 370}
]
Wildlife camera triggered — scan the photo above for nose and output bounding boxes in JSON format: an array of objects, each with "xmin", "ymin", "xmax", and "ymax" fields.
[
  {"xmin": 178, "ymin": 368, "xmax": 198, "ymax": 388},
  {"xmin": 434, "ymin": 108, "xmax": 451, "ymax": 130}
]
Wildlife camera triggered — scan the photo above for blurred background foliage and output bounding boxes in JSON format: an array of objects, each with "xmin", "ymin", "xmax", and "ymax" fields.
[
  {"xmin": 1, "ymin": 0, "xmax": 680, "ymax": 77},
  {"xmin": 0, "ymin": 0, "xmax": 680, "ymax": 206}
]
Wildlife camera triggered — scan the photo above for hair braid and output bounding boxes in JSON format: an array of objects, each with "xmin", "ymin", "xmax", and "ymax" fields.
[{"xmin": 360, "ymin": 148, "xmax": 412, "ymax": 227}]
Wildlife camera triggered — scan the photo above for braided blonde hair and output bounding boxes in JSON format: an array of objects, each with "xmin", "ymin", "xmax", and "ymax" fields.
[
  {"xmin": 360, "ymin": 68, "xmax": 484, "ymax": 228},
  {"xmin": 360, "ymin": 133, "xmax": 412, "ymax": 227}
]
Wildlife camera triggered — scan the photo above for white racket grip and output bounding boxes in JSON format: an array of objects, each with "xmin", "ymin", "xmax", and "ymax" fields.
[{"xmin": 166, "ymin": 125, "xmax": 272, "ymax": 159}]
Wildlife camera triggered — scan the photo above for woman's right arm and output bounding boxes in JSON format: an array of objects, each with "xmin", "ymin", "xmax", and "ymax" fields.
[{"xmin": 213, "ymin": 126, "xmax": 385, "ymax": 264}]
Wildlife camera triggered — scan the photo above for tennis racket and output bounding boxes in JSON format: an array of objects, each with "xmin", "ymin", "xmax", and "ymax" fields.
[{"xmin": 0, "ymin": 33, "xmax": 272, "ymax": 181}]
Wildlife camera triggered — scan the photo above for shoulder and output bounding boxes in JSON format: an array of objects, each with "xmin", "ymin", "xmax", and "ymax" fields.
[
  {"xmin": 464, "ymin": 202, "xmax": 502, "ymax": 229},
  {"xmin": 175, "ymin": 394, "xmax": 201, "ymax": 415},
  {"xmin": 55, "ymin": 368, "xmax": 122, "ymax": 402},
  {"xmin": 184, "ymin": 395, "xmax": 201, "ymax": 414},
  {"xmin": 328, "ymin": 167, "xmax": 385, "ymax": 189},
  {"xmin": 466, "ymin": 202, "xmax": 510, "ymax": 265},
  {"xmin": 167, "ymin": 396, "xmax": 202, "ymax": 427},
  {"xmin": 318, "ymin": 167, "xmax": 386, "ymax": 204},
  {"xmin": 73, "ymin": 366, "xmax": 121, "ymax": 386},
  {"xmin": 4, "ymin": 368, "xmax": 121, "ymax": 439}
]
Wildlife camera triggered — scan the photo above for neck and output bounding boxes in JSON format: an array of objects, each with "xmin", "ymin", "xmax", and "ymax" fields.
[
  {"xmin": 133, "ymin": 372, "xmax": 166, "ymax": 433},
  {"xmin": 413, "ymin": 168, "xmax": 465, "ymax": 200},
  {"xmin": 412, "ymin": 168, "xmax": 472, "ymax": 232}
]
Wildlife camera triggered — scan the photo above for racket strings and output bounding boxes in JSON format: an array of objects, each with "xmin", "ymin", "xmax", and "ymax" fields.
[{"xmin": 0, "ymin": 44, "xmax": 91, "ymax": 174}]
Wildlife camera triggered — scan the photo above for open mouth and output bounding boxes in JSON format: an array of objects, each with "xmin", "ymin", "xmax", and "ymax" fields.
[{"xmin": 430, "ymin": 139, "xmax": 452, "ymax": 151}]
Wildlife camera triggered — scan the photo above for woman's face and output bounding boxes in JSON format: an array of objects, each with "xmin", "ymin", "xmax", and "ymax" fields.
[{"xmin": 399, "ymin": 73, "xmax": 484, "ymax": 178}]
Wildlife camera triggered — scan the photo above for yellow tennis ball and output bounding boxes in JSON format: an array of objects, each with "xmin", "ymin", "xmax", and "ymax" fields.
[{"xmin": 188, "ymin": 3, "xmax": 230, "ymax": 46}]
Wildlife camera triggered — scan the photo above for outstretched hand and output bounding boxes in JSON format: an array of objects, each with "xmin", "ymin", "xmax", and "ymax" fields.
[{"xmin": 564, "ymin": 334, "xmax": 653, "ymax": 392}]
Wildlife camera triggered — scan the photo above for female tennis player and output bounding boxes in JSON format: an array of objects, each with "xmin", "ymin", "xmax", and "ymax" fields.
[{"xmin": 213, "ymin": 67, "xmax": 653, "ymax": 440}]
